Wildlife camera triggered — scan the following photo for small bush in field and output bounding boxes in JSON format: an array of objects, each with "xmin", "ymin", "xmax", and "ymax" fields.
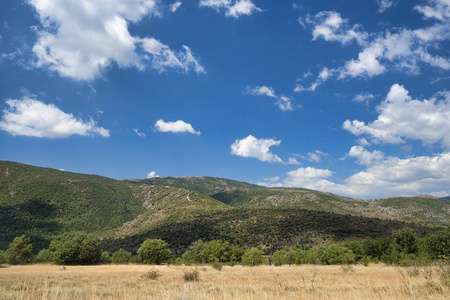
[
  {"xmin": 142, "ymin": 269, "xmax": 160, "ymax": 280},
  {"xmin": 211, "ymin": 261, "xmax": 223, "ymax": 271},
  {"xmin": 184, "ymin": 270, "xmax": 199, "ymax": 282}
]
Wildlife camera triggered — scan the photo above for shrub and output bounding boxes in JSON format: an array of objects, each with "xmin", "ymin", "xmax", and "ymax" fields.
[
  {"xmin": 183, "ymin": 270, "xmax": 200, "ymax": 282},
  {"xmin": 0, "ymin": 250, "xmax": 7, "ymax": 266},
  {"xmin": 49, "ymin": 232, "xmax": 102, "ymax": 265},
  {"xmin": 142, "ymin": 269, "xmax": 160, "ymax": 280},
  {"xmin": 101, "ymin": 251, "xmax": 111, "ymax": 264},
  {"xmin": 242, "ymin": 248, "xmax": 264, "ymax": 266},
  {"xmin": 211, "ymin": 261, "xmax": 223, "ymax": 271},
  {"xmin": 111, "ymin": 249, "xmax": 132, "ymax": 264},
  {"xmin": 138, "ymin": 239, "xmax": 172, "ymax": 265},
  {"xmin": 35, "ymin": 249, "xmax": 54, "ymax": 263},
  {"xmin": 272, "ymin": 250, "xmax": 287, "ymax": 266},
  {"xmin": 6, "ymin": 235, "xmax": 33, "ymax": 265}
]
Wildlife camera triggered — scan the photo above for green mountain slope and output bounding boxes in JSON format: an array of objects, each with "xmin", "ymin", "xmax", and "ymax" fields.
[
  {"xmin": 211, "ymin": 188, "xmax": 450, "ymax": 225},
  {"xmin": 0, "ymin": 161, "xmax": 231, "ymax": 251},
  {"xmin": 102, "ymin": 208, "xmax": 436, "ymax": 256},
  {"xmin": 131, "ymin": 176, "xmax": 261, "ymax": 195}
]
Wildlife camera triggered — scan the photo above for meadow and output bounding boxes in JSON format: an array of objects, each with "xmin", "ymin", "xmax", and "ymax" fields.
[{"xmin": 0, "ymin": 264, "xmax": 448, "ymax": 299}]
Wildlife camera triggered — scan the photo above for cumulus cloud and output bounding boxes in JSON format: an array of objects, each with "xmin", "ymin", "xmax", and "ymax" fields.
[
  {"xmin": 247, "ymin": 85, "xmax": 294, "ymax": 111},
  {"xmin": 347, "ymin": 146, "xmax": 384, "ymax": 165},
  {"xmin": 171, "ymin": 1, "xmax": 182, "ymax": 13},
  {"xmin": 0, "ymin": 96, "xmax": 109, "ymax": 138},
  {"xmin": 344, "ymin": 84, "xmax": 450, "ymax": 148},
  {"xmin": 299, "ymin": 1, "xmax": 450, "ymax": 86},
  {"xmin": 288, "ymin": 157, "xmax": 301, "ymax": 165},
  {"xmin": 28, "ymin": 0, "xmax": 204, "ymax": 81},
  {"xmin": 293, "ymin": 150, "xmax": 328, "ymax": 163},
  {"xmin": 377, "ymin": 0, "xmax": 396, "ymax": 13},
  {"xmin": 147, "ymin": 171, "xmax": 160, "ymax": 178},
  {"xmin": 231, "ymin": 135, "xmax": 284, "ymax": 163},
  {"xmin": 154, "ymin": 119, "xmax": 201, "ymax": 135},
  {"xmin": 301, "ymin": 11, "xmax": 368, "ymax": 46},
  {"xmin": 353, "ymin": 92, "xmax": 375, "ymax": 103},
  {"xmin": 199, "ymin": 0, "xmax": 262, "ymax": 18},
  {"xmin": 271, "ymin": 152, "xmax": 450, "ymax": 198},
  {"xmin": 294, "ymin": 67, "xmax": 336, "ymax": 93}
]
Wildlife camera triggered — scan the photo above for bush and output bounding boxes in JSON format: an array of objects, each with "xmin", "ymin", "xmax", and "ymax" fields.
[
  {"xmin": 242, "ymin": 248, "xmax": 264, "ymax": 266},
  {"xmin": 272, "ymin": 250, "xmax": 287, "ymax": 266},
  {"xmin": 35, "ymin": 249, "xmax": 54, "ymax": 263},
  {"xmin": 138, "ymin": 239, "xmax": 172, "ymax": 265},
  {"xmin": 101, "ymin": 251, "xmax": 111, "ymax": 264},
  {"xmin": 142, "ymin": 269, "xmax": 160, "ymax": 280},
  {"xmin": 211, "ymin": 261, "xmax": 223, "ymax": 271},
  {"xmin": 0, "ymin": 250, "xmax": 7, "ymax": 266},
  {"xmin": 183, "ymin": 270, "xmax": 200, "ymax": 282},
  {"xmin": 49, "ymin": 232, "xmax": 102, "ymax": 265},
  {"xmin": 318, "ymin": 244, "xmax": 356, "ymax": 265},
  {"xmin": 111, "ymin": 249, "xmax": 132, "ymax": 264},
  {"xmin": 6, "ymin": 234, "xmax": 32, "ymax": 265}
]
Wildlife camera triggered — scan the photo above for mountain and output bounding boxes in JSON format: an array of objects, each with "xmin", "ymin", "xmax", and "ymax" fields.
[
  {"xmin": 210, "ymin": 188, "xmax": 450, "ymax": 225},
  {"xmin": 0, "ymin": 161, "xmax": 448, "ymax": 254},
  {"xmin": 0, "ymin": 161, "xmax": 230, "ymax": 250},
  {"xmin": 102, "ymin": 208, "xmax": 436, "ymax": 256},
  {"xmin": 130, "ymin": 176, "xmax": 261, "ymax": 196}
]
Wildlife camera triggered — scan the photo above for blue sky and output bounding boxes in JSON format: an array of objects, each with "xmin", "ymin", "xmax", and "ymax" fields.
[{"xmin": 1, "ymin": 0, "xmax": 450, "ymax": 199}]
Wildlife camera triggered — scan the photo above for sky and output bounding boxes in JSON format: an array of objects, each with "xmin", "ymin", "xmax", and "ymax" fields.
[{"xmin": 1, "ymin": 0, "xmax": 450, "ymax": 199}]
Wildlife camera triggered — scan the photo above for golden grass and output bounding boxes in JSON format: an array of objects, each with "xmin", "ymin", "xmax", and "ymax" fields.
[{"xmin": 0, "ymin": 264, "xmax": 448, "ymax": 299}]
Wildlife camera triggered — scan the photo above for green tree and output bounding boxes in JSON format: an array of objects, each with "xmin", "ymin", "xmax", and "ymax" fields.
[
  {"xmin": 0, "ymin": 250, "xmax": 7, "ymax": 266},
  {"xmin": 318, "ymin": 244, "xmax": 355, "ymax": 265},
  {"xmin": 35, "ymin": 248, "xmax": 54, "ymax": 263},
  {"xmin": 272, "ymin": 250, "xmax": 287, "ymax": 266},
  {"xmin": 201, "ymin": 240, "xmax": 233, "ymax": 263},
  {"xmin": 242, "ymin": 248, "xmax": 264, "ymax": 266},
  {"xmin": 424, "ymin": 228, "xmax": 450, "ymax": 260},
  {"xmin": 6, "ymin": 234, "xmax": 33, "ymax": 265},
  {"xmin": 111, "ymin": 249, "xmax": 132, "ymax": 264},
  {"xmin": 49, "ymin": 232, "xmax": 102, "ymax": 265},
  {"xmin": 101, "ymin": 251, "xmax": 111, "ymax": 264},
  {"xmin": 138, "ymin": 239, "xmax": 172, "ymax": 264},
  {"xmin": 392, "ymin": 228, "xmax": 418, "ymax": 254}
]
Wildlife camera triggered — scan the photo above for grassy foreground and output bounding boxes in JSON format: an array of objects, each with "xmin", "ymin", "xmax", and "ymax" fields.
[{"xmin": 0, "ymin": 264, "xmax": 448, "ymax": 299}]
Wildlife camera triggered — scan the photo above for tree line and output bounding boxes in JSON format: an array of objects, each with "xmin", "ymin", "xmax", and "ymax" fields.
[{"xmin": 1, "ymin": 227, "xmax": 448, "ymax": 267}]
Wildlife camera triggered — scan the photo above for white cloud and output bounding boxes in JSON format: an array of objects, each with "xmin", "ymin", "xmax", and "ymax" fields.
[
  {"xmin": 140, "ymin": 38, "xmax": 205, "ymax": 74},
  {"xmin": 246, "ymin": 85, "xmax": 294, "ymax": 111},
  {"xmin": 347, "ymin": 146, "xmax": 384, "ymax": 165},
  {"xmin": 294, "ymin": 67, "xmax": 336, "ymax": 93},
  {"xmin": 414, "ymin": 0, "xmax": 450, "ymax": 21},
  {"xmin": 154, "ymin": 119, "xmax": 201, "ymax": 135},
  {"xmin": 247, "ymin": 85, "xmax": 276, "ymax": 98},
  {"xmin": 288, "ymin": 157, "xmax": 301, "ymax": 165},
  {"xmin": 199, "ymin": 0, "xmax": 262, "ymax": 18},
  {"xmin": 171, "ymin": 1, "xmax": 182, "ymax": 13},
  {"xmin": 353, "ymin": 92, "xmax": 375, "ymax": 103},
  {"xmin": 344, "ymin": 84, "xmax": 450, "ymax": 148},
  {"xmin": 28, "ymin": 0, "xmax": 204, "ymax": 81},
  {"xmin": 377, "ymin": 0, "xmax": 396, "ymax": 13},
  {"xmin": 0, "ymin": 96, "xmax": 109, "ymax": 138},
  {"xmin": 301, "ymin": 11, "xmax": 368, "ymax": 46},
  {"xmin": 294, "ymin": 150, "xmax": 328, "ymax": 163},
  {"xmin": 264, "ymin": 176, "xmax": 280, "ymax": 182},
  {"xmin": 231, "ymin": 135, "xmax": 284, "ymax": 163},
  {"xmin": 300, "ymin": 2, "xmax": 450, "ymax": 82},
  {"xmin": 133, "ymin": 128, "xmax": 146, "ymax": 138},
  {"xmin": 276, "ymin": 152, "xmax": 450, "ymax": 197},
  {"xmin": 147, "ymin": 171, "xmax": 160, "ymax": 178}
]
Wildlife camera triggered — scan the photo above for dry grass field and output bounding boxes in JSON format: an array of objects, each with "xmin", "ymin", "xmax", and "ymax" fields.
[{"xmin": 0, "ymin": 264, "xmax": 448, "ymax": 299}]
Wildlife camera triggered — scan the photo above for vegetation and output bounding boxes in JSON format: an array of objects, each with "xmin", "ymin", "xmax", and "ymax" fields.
[
  {"xmin": 1, "ymin": 264, "xmax": 448, "ymax": 299},
  {"xmin": 1, "ymin": 161, "xmax": 448, "ymax": 264},
  {"xmin": 138, "ymin": 239, "xmax": 172, "ymax": 265},
  {"xmin": 6, "ymin": 234, "xmax": 32, "ymax": 265},
  {"xmin": 111, "ymin": 248, "xmax": 132, "ymax": 264},
  {"xmin": 241, "ymin": 247, "xmax": 264, "ymax": 266},
  {"xmin": 48, "ymin": 232, "xmax": 102, "ymax": 265}
]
